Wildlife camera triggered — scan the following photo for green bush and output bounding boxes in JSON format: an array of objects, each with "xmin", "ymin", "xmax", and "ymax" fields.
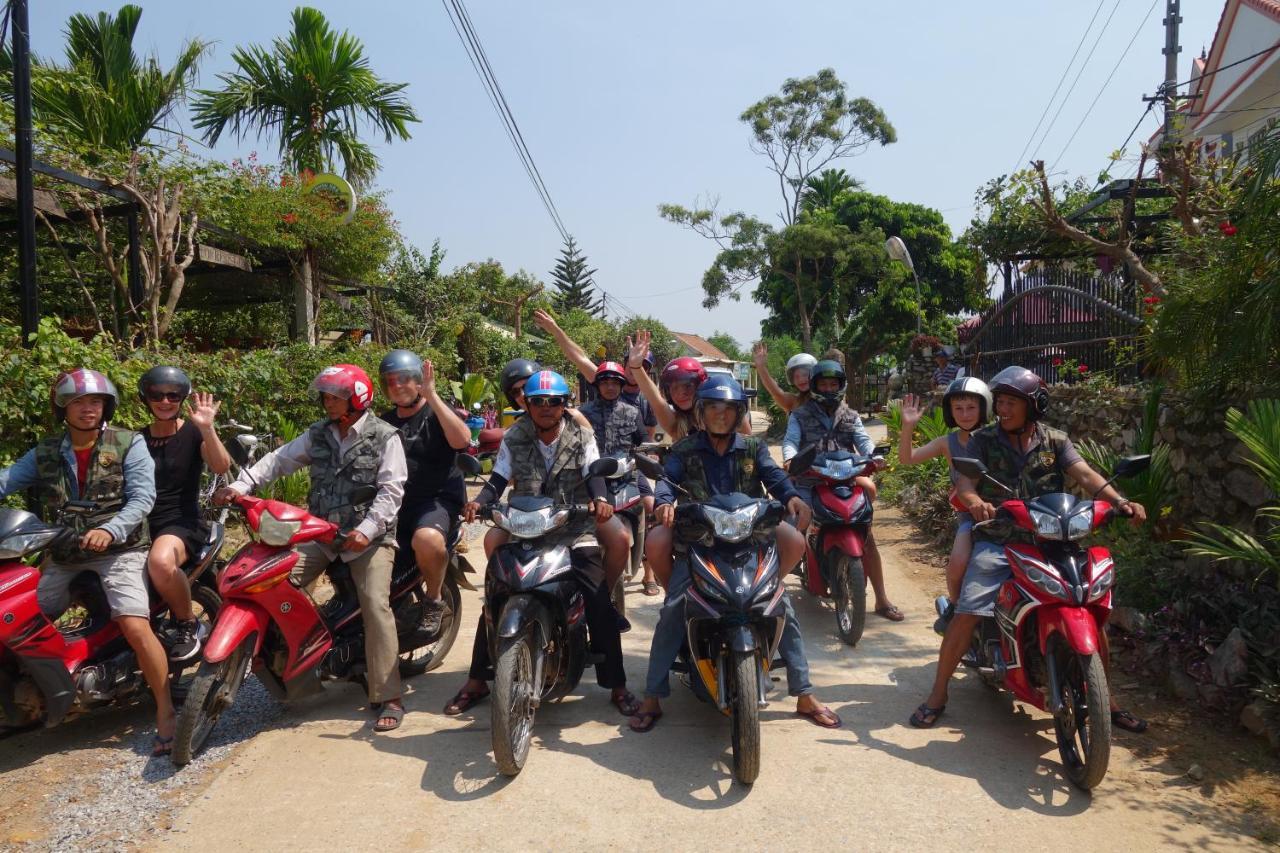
[{"xmin": 879, "ymin": 403, "xmax": 955, "ymax": 543}]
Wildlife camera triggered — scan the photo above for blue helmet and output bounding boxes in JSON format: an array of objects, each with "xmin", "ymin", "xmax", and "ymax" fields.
[
  {"xmin": 695, "ymin": 374, "xmax": 747, "ymax": 434},
  {"xmin": 378, "ymin": 349, "xmax": 423, "ymax": 381},
  {"xmin": 525, "ymin": 370, "xmax": 571, "ymax": 399}
]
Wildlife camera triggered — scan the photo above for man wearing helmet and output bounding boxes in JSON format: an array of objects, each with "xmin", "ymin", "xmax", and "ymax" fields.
[
  {"xmin": 214, "ymin": 365, "xmax": 409, "ymax": 732},
  {"xmin": 910, "ymin": 365, "xmax": 1148, "ymax": 731},
  {"xmin": 378, "ymin": 350, "xmax": 473, "ymax": 637},
  {"xmin": 783, "ymin": 359, "xmax": 903, "ymax": 622},
  {"xmin": 629, "ymin": 375, "xmax": 842, "ymax": 733},
  {"xmin": 138, "ymin": 365, "xmax": 232, "ymax": 661},
  {"xmin": 444, "ymin": 370, "xmax": 638, "ymax": 718},
  {"xmin": 0, "ymin": 369, "xmax": 176, "ymax": 753}
]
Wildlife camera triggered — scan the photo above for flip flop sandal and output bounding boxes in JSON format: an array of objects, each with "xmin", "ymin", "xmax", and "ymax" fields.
[
  {"xmin": 374, "ymin": 702, "xmax": 405, "ymax": 733},
  {"xmin": 610, "ymin": 691, "xmax": 642, "ymax": 717},
  {"xmin": 151, "ymin": 734, "xmax": 174, "ymax": 757},
  {"xmin": 875, "ymin": 605, "xmax": 906, "ymax": 622},
  {"xmin": 796, "ymin": 705, "xmax": 842, "ymax": 729},
  {"xmin": 909, "ymin": 703, "xmax": 945, "ymax": 728},
  {"xmin": 443, "ymin": 688, "xmax": 489, "ymax": 716},
  {"xmin": 642, "ymin": 580, "xmax": 661, "ymax": 596},
  {"xmin": 1111, "ymin": 709, "xmax": 1149, "ymax": 733},
  {"xmin": 628, "ymin": 710, "xmax": 663, "ymax": 733}
]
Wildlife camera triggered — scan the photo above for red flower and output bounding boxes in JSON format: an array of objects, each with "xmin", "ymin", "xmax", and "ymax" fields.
[
  {"xmin": 1143, "ymin": 295, "xmax": 1160, "ymax": 304},
  {"xmin": 1219, "ymin": 220, "xmax": 1238, "ymax": 236},
  {"xmin": 282, "ymin": 213, "xmax": 298, "ymax": 224},
  {"xmin": 1078, "ymin": 364, "xmax": 1089, "ymax": 374},
  {"xmin": 1052, "ymin": 357, "xmax": 1063, "ymax": 367},
  {"xmin": 280, "ymin": 174, "xmax": 291, "ymax": 187}
]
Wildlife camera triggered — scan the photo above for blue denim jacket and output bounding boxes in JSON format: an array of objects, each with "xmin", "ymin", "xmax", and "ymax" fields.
[{"xmin": 0, "ymin": 432, "xmax": 156, "ymax": 544}]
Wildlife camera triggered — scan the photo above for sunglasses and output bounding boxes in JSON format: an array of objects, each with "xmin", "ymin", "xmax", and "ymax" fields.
[
  {"xmin": 527, "ymin": 396, "xmax": 566, "ymax": 408},
  {"xmin": 146, "ymin": 391, "xmax": 186, "ymax": 403}
]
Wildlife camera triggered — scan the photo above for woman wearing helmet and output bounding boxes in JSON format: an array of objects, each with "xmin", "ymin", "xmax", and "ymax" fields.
[
  {"xmin": 0, "ymin": 368, "xmax": 179, "ymax": 754},
  {"xmin": 138, "ymin": 366, "xmax": 232, "ymax": 662},
  {"xmin": 448, "ymin": 370, "xmax": 639, "ymax": 718},
  {"xmin": 752, "ymin": 342, "xmax": 816, "ymax": 414},
  {"xmin": 213, "ymin": 364, "xmax": 411, "ymax": 732},
  {"xmin": 623, "ymin": 330, "xmax": 752, "ymax": 442},
  {"xmin": 897, "ymin": 377, "xmax": 992, "ymax": 631}
]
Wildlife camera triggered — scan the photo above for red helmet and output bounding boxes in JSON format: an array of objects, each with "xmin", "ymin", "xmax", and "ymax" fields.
[
  {"xmin": 310, "ymin": 364, "xmax": 375, "ymax": 412},
  {"xmin": 659, "ymin": 357, "xmax": 707, "ymax": 403},
  {"xmin": 51, "ymin": 368, "xmax": 119, "ymax": 423},
  {"xmin": 594, "ymin": 361, "xmax": 627, "ymax": 385}
]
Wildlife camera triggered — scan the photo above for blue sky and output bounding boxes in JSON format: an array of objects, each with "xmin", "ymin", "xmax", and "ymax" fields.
[{"xmin": 35, "ymin": 0, "xmax": 1223, "ymax": 345}]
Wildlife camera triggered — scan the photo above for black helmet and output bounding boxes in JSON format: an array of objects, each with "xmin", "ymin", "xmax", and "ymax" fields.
[
  {"xmin": 138, "ymin": 366, "xmax": 191, "ymax": 419},
  {"xmin": 694, "ymin": 374, "xmax": 747, "ymax": 435},
  {"xmin": 499, "ymin": 358, "xmax": 541, "ymax": 408},
  {"xmin": 989, "ymin": 365, "xmax": 1049, "ymax": 421},
  {"xmin": 810, "ymin": 359, "xmax": 846, "ymax": 407},
  {"xmin": 942, "ymin": 377, "xmax": 993, "ymax": 429},
  {"xmin": 378, "ymin": 349, "xmax": 424, "ymax": 382}
]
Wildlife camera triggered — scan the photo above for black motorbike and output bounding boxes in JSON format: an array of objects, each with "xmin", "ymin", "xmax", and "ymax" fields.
[{"xmin": 633, "ymin": 453, "xmax": 787, "ymax": 786}]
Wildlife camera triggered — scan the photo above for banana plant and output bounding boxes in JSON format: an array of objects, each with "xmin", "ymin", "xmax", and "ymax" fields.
[{"xmin": 450, "ymin": 373, "xmax": 499, "ymax": 413}]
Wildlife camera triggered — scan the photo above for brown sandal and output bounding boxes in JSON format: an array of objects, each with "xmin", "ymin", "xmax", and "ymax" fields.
[
  {"xmin": 796, "ymin": 705, "xmax": 842, "ymax": 729},
  {"xmin": 874, "ymin": 604, "xmax": 906, "ymax": 622},
  {"xmin": 443, "ymin": 688, "xmax": 489, "ymax": 716},
  {"xmin": 628, "ymin": 710, "xmax": 663, "ymax": 733}
]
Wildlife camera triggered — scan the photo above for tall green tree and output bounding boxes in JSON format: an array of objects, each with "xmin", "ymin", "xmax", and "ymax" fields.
[
  {"xmin": 707, "ymin": 331, "xmax": 746, "ymax": 361},
  {"xmin": 800, "ymin": 168, "xmax": 861, "ymax": 213},
  {"xmin": 549, "ymin": 236, "xmax": 603, "ymax": 316},
  {"xmin": 191, "ymin": 6, "xmax": 419, "ymax": 344}
]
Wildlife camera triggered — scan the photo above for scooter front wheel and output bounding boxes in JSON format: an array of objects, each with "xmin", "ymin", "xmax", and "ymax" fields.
[
  {"xmin": 728, "ymin": 648, "xmax": 761, "ymax": 785},
  {"xmin": 398, "ymin": 576, "xmax": 462, "ymax": 676},
  {"xmin": 492, "ymin": 629, "xmax": 538, "ymax": 777},
  {"xmin": 171, "ymin": 633, "xmax": 254, "ymax": 767},
  {"xmin": 1053, "ymin": 644, "xmax": 1111, "ymax": 791},
  {"xmin": 832, "ymin": 555, "xmax": 866, "ymax": 647}
]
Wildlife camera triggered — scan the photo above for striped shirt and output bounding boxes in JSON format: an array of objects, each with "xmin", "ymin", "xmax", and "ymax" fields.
[{"xmin": 932, "ymin": 362, "xmax": 963, "ymax": 386}]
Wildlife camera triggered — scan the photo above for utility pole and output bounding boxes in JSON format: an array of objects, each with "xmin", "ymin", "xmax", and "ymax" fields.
[
  {"xmin": 1162, "ymin": 0, "xmax": 1183, "ymax": 145},
  {"xmin": 12, "ymin": 0, "xmax": 38, "ymax": 347}
]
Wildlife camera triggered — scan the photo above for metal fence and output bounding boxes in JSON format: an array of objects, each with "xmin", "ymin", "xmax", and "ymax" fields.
[{"xmin": 958, "ymin": 267, "xmax": 1144, "ymax": 384}]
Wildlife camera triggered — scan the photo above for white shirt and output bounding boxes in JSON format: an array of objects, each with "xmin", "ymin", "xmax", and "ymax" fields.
[{"xmin": 230, "ymin": 412, "xmax": 407, "ymax": 562}]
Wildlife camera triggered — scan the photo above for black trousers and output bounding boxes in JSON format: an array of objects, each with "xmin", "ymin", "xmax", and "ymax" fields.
[{"xmin": 468, "ymin": 547, "xmax": 626, "ymax": 690}]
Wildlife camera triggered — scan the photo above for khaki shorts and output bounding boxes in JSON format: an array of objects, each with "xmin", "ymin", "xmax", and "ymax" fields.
[{"xmin": 38, "ymin": 548, "xmax": 151, "ymax": 620}]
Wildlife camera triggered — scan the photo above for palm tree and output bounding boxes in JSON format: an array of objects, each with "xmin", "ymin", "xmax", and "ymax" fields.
[
  {"xmin": 191, "ymin": 6, "xmax": 419, "ymax": 188},
  {"xmin": 800, "ymin": 168, "xmax": 861, "ymax": 212},
  {"xmin": 2, "ymin": 4, "xmax": 209, "ymax": 154}
]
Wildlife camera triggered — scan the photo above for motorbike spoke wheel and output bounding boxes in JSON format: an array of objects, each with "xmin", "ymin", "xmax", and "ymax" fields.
[
  {"xmin": 492, "ymin": 629, "xmax": 538, "ymax": 777},
  {"xmin": 1052, "ymin": 646, "xmax": 1111, "ymax": 791},
  {"xmin": 171, "ymin": 633, "xmax": 254, "ymax": 766},
  {"xmin": 832, "ymin": 556, "xmax": 866, "ymax": 647},
  {"xmin": 728, "ymin": 648, "xmax": 761, "ymax": 785},
  {"xmin": 398, "ymin": 578, "xmax": 462, "ymax": 676}
]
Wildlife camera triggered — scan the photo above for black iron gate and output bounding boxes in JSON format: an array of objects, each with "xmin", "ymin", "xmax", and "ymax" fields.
[{"xmin": 958, "ymin": 267, "xmax": 1143, "ymax": 384}]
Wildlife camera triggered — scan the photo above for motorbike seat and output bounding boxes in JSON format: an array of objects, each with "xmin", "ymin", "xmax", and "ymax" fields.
[{"xmin": 181, "ymin": 522, "xmax": 225, "ymax": 576}]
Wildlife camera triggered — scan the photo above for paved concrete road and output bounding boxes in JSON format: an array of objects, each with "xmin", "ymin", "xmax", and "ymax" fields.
[{"xmin": 155, "ymin": 507, "xmax": 1262, "ymax": 852}]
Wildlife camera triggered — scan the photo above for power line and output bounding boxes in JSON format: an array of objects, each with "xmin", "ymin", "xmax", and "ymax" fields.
[
  {"xmin": 1051, "ymin": 0, "xmax": 1161, "ymax": 172},
  {"xmin": 1010, "ymin": 0, "xmax": 1108, "ymax": 174},
  {"xmin": 1179, "ymin": 42, "xmax": 1280, "ymax": 89},
  {"xmin": 1029, "ymin": 0, "xmax": 1127, "ymax": 163}
]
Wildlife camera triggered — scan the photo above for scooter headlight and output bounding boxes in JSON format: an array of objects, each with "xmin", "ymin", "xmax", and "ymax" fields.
[
  {"xmin": 1029, "ymin": 510, "xmax": 1063, "ymax": 541},
  {"xmin": 1024, "ymin": 565, "xmax": 1066, "ymax": 599},
  {"xmin": 1066, "ymin": 509, "xmax": 1094, "ymax": 541},
  {"xmin": 1088, "ymin": 561, "xmax": 1116, "ymax": 602},
  {"xmin": 257, "ymin": 510, "xmax": 301, "ymax": 547},
  {"xmin": 815, "ymin": 458, "xmax": 857, "ymax": 480},
  {"xmin": 702, "ymin": 504, "xmax": 760, "ymax": 543},
  {"xmin": 496, "ymin": 507, "xmax": 569, "ymax": 539}
]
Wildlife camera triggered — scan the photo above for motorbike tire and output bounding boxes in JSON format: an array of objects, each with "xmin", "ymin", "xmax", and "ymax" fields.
[
  {"xmin": 728, "ymin": 648, "xmax": 761, "ymax": 785},
  {"xmin": 831, "ymin": 555, "xmax": 867, "ymax": 647},
  {"xmin": 171, "ymin": 633, "xmax": 255, "ymax": 767},
  {"xmin": 398, "ymin": 576, "xmax": 462, "ymax": 677},
  {"xmin": 492, "ymin": 628, "xmax": 538, "ymax": 777},
  {"xmin": 1053, "ymin": 645, "xmax": 1111, "ymax": 791},
  {"xmin": 170, "ymin": 584, "xmax": 224, "ymax": 703}
]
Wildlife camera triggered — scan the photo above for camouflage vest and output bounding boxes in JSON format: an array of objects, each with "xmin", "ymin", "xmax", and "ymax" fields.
[
  {"xmin": 306, "ymin": 415, "xmax": 400, "ymax": 540},
  {"xmin": 791, "ymin": 398, "xmax": 865, "ymax": 454},
  {"xmin": 580, "ymin": 397, "xmax": 642, "ymax": 455},
  {"xmin": 670, "ymin": 433, "xmax": 766, "ymax": 502},
  {"xmin": 972, "ymin": 422, "xmax": 1073, "ymax": 543},
  {"xmin": 31, "ymin": 427, "xmax": 149, "ymax": 561}
]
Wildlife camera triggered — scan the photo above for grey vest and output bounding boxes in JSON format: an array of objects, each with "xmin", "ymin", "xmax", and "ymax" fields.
[
  {"xmin": 791, "ymin": 399, "xmax": 865, "ymax": 454},
  {"xmin": 580, "ymin": 397, "xmax": 642, "ymax": 455},
  {"xmin": 504, "ymin": 415, "xmax": 593, "ymax": 534},
  {"xmin": 306, "ymin": 415, "xmax": 399, "ymax": 541}
]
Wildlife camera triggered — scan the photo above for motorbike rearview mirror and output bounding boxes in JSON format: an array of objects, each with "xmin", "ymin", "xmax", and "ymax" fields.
[
  {"xmin": 1112, "ymin": 454, "xmax": 1151, "ymax": 479},
  {"xmin": 455, "ymin": 453, "xmax": 482, "ymax": 476},
  {"xmin": 873, "ymin": 444, "xmax": 891, "ymax": 457},
  {"xmin": 349, "ymin": 484, "xmax": 378, "ymax": 506},
  {"xmin": 789, "ymin": 445, "xmax": 817, "ymax": 475},
  {"xmin": 953, "ymin": 457, "xmax": 1017, "ymax": 495},
  {"xmin": 588, "ymin": 457, "xmax": 620, "ymax": 479},
  {"xmin": 630, "ymin": 451, "xmax": 666, "ymax": 481}
]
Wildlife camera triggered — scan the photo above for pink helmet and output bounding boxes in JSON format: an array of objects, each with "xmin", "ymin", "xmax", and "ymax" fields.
[
  {"xmin": 310, "ymin": 364, "xmax": 375, "ymax": 412},
  {"xmin": 51, "ymin": 368, "xmax": 119, "ymax": 422},
  {"xmin": 659, "ymin": 357, "xmax": 707, "ymax": 404}
]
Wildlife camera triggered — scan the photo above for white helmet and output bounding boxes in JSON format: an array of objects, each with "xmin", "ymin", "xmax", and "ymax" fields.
[
  {"xmin": 942, "ymin": 377, "xmax": 993, "ymax": 429},
  {"xmin": 785, "ymin": 353, "xmax": 818, "ymax": 387}
]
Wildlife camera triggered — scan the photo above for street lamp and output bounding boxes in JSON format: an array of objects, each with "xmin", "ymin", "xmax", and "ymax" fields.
[{"xmin": 885, "ymin": 236, "xmax": 922, "ymax": 335}]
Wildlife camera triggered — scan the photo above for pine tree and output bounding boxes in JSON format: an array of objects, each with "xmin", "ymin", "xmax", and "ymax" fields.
[{"xmin": 550, "ymin": 237, "xmax": 604, "ymax": 316}]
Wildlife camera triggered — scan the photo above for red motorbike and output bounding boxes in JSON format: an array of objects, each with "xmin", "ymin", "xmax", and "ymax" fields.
[
  {"xmin": 791, "ymin": 444, "xmax": 886, "ymax": 647},
  {"xmin": 171, "ymin": 481, "xmax": 475, "ymax": 765},
  {"xmin": 0, "ymin": 503, "xmax": 222, "ymax": 732},
  {"xmin": 944, "ymin": 455, "xmax": 1149, "ymax": 791}
]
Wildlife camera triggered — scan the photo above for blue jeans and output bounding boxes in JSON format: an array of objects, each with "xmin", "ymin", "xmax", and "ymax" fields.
[{"xmin": 643, "ymin": 557, "xmax": 813, "ymax": 698}]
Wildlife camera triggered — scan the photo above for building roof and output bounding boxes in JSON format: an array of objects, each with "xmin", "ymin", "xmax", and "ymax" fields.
[{"xmin": 672, "ymin": 332, "xmax": 733, "ymax": 362}]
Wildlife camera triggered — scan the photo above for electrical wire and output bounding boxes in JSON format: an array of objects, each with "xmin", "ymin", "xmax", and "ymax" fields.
[
  {"xmin": 1029, "ymin": 0, "xmax": 1127, "ymax": 164},
  {"xmin": 1050, "ymin": 0, "xmax": 1160, "ymax": 172},
  {"xmin": 1180, "ymin": 42, "xmax": 1280, "ymax": 90},
  {"xmin": 1010, "ymin": 0, "xmax": 1108, "ymax": 174}
]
